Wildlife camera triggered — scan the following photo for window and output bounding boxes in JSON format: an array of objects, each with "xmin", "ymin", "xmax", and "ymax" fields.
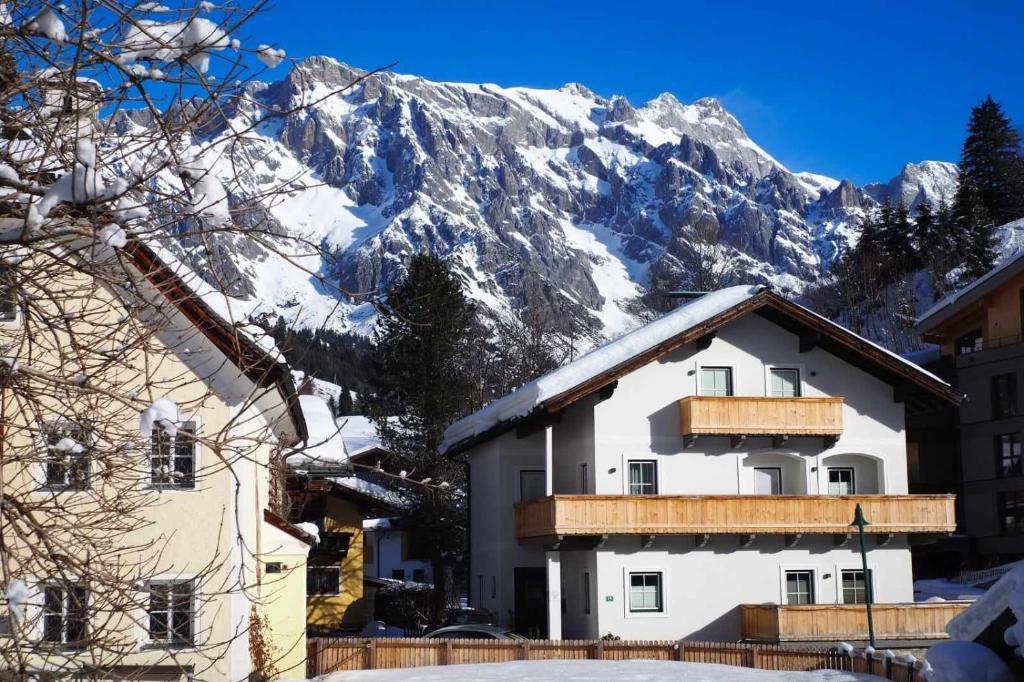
[
  {"xmin": 307, "ymin": 565, "xmax": 341, "ymax": 595},
  {"xmin": 754, "ymin": 467, "xmax": 782, "ymax": 495},
  {"xmin": 997, "ymin": 434, "xmax": 1023, "ymax": 477},
  {"xmin": 519, "ymin": 470, "xmax": 546, "ymax": 503},
  {"xmin": 413, "ymin": 569, "xmax": 426, "ymax": 583},
  {"xmin": 956, "ymin": 329, "xmax": 983, "ymax": 355},
  {"xmin": 578, "ymin": 462, "xmax": 589, "ymax": 494},
  {"xmin": 147, "ymin": 581, "xmax": 194, "ymax": 646},
  {"xmin": 627, "ymin": 460, "xmax": 658, "ymax": 495},
  {"xmin": 41, "ymin": 584, "xmax": 87, "ymax": 647},
  {"xmin": 841, "ymin": 569, "xmax": 873, "ymax": 605},
  {"xmin": 769, "ymin": 368, "xmax": 801, "ymax": 397},
  {"xmin": 583, "ymin": 571, "xmax": 591, "ymax": 615},
  {"xmin": 150, "ymin": 422, "xmax": 196, "ymax": 489},
  {"xmin": 1000, "ymin": 491, "xmax": 1024, "ymax": 535},
  {"xmin": 0, "ymin": 267, "xmax": 15, "ymax": 321},
  {"xmin": 42, "ymin": 422, "xmax": 91, "ymax": 490},
  {"xmin": 700, "ymin": 367, "xmax": 733, "ymax": 397},
  {"xmin": 827, "ymin": 467, "xmax": 855, "ymax": 495},
  {"xmin": 391, "ymin": 569, "xmax": 405, "ymax": 582},
  {"xmin": 785, "ymin": 571, "xmax": 814, "ymax": 605},
  {"xmin": 628, "ymin": 572, "xmax": 662, "ymax": 613},
  {"xmin": 992, "ymin": 373, "xmax": 1019, "ymax": 419}
]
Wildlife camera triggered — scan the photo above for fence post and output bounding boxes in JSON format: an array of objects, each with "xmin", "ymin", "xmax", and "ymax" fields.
[
  {"xmin": 443, "ymin": 640, "xmax": 452, "ymax": 666},
  {"xmin": 750, "ymin": 645, "xmax": 760, "ymax": 669},
  {"xmin": 366, "ymin": 639, "xmax": 376, "ymax": 670},
  {"xmin": 521, "ymin": 640, "xmax": 530, "ymax": 660},
  {"xmin": 596, "ymin": 639, "xmax": 605, "ymax": 660},
  {"xmin": 306, "ymin": 638, "xmax": 320, "ymax": 678},
  {"xmin": 676, "ymin": 639, "xmax": 685, "ymax": 662}
]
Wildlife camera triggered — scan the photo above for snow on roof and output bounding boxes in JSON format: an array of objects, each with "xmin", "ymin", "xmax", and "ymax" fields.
[
  {"xmin": 918, "ymin": 221, "xmax": 1024, "ymax": 329},
  {"xmin": 327, "ymin": 475, "xmax": 406, "ymax": 508},
  {"xmin": 337, "ymin": 415, "xmax": 386, "ymax": 457},
  {"xmin": 290, "ymin": 394, "xmax": 346, "ymax": 466},
  {"xmin": 913, "ymin": 579, "xmax": 984, "ymax": 603},
  {"xmin": 441, "ymin": 285, "xmax": 764, "ymax": 453},
  {"xmin": 947, "ymin": 564, "xmax": 1024, "ymax": 641}
]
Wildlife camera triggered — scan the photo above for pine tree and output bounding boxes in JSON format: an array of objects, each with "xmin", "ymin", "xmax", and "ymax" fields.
[
  {"xmin": 957, "ymin": 95, "xmax": 1024, "ymax": 225},
  {"xmin": 882, "ymin": 201, "xmax": 916, "ymax": 274},
  {"xmin": 338, "ymin": 383, "xmax": 354, "ymax": 415},
  {"xmin": 366, "ymin": 253, "xmax": 477, "ymax": 623},
  {"xmin": 953, "ymin": 181, "xmax": 998, "ymax": 280},
  {"xmin": 912, "ymin": 201, "xmax": 935, "ymax": 253}
]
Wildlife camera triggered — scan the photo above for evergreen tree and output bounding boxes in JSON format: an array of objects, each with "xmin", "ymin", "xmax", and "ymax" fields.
[
  {"xmin": 912, "ymin": 201, "xmax": 936, "ymax": 253},
  {"xmin": 882, "ymin": 201, "xmax": 916, "ymax": 273},
  {"xmin": 338, "ymin": 383, "xmax": 354, "ymax": 415},
  {"xmin": 953, "ymin": 181, "xmax": 998, "ymax": 280},
  {"xmin": 366, "ymin": 253, "xmax": 477, "ymax": 623},
  {"xmin": 957, "ymin": 96, "xmax": 1023, "ymax": 225}
]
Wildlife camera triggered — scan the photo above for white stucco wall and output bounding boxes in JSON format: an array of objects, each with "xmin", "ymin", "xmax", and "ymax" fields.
[{"xmin": 466, "ymin": 311, "xmax": 916, "ymax": 640}]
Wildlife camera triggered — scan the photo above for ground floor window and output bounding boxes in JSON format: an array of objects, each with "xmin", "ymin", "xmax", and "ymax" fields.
[
  {"xmin": 308, "ymin": 565, "xmax": 341, "ymax": 595},
  {"xmin": 628, "ymin": 572, "xmax": 663, "ymax": 613},
  {"xmin": 147, "ymin": 580, "xmax": 194, "ymax": 646},
  {"xmin": 841, "ymin": 569, "xmax": 873, "ymax": 604},
  {"xmin": 785, "ymin": 570, "xmax": 814, "ymax": 605},
  {"xmin": 1000, "ymin": 490, "xmax": 1024, "ymax": 534},
  {"xmin": 42, "ymin": 583, "xmax": 87, "ymax": 646}
]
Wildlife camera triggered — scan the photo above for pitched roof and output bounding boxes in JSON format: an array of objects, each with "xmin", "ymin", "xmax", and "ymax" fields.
[
  {"xmin": 122, "ymin": 238, "xmax": 307, "ymax": 441},
  {"xmin": 918, "ymin": 247, "xmax": 1024, "ymax": 332},
  {"xmin": 442, "ymin": 285, "xmax": 961, "ymax": 456}
]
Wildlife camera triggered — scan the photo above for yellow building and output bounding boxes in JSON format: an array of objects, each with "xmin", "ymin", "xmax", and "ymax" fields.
[{"xmin": 0, "ymin": 239, "xmax": 313, "ymax": 679}]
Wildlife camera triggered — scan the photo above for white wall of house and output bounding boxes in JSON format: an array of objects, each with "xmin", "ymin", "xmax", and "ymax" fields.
[
  {"xmin": 466, "ymin": 312, "xmax": 916, "ymax": 640},
  {"xmin": 364, "ymin": 526, "xmax": 433, "ymax": 584}
]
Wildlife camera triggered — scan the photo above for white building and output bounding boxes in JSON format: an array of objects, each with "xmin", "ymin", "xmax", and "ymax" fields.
[
  {"xmin": 443, "ymin": 286, "xmax": 962, "ymax": 644},
  {"xmin": 364, "ymin": 518, "xmax": 434, "ymax": 585}
]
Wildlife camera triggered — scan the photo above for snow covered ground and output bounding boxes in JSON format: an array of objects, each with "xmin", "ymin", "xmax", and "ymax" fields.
[
  {"xmin": 914, "ymin": 578, "xmax": 985, "ymax": 602},
  {"xmin": 306, "ymin": 659, "xmax": 884, "ymax": 682}
]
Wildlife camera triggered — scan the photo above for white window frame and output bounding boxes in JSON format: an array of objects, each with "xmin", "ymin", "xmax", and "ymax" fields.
[
  {"xmin": 623, "ymin": 567, "xmax": 668, "ymax": 619},
  {"xmin": 697, "ymin": 365, "xmax": 734, "ymax": 397},
  {"xmin": 35, "ymin": 420, "xmax": 92, "ymax": 492},
  {"xmin": 779, "ymin": 567, "xmax": 817, "ymax": 606},
  {"xmin": 764, "ymin": 364, "xmax": 804, "ymax": 398},
  {"xmin": 827, "ymin": 467, "xmax": 856, "ymax": 495},
  {"xmin": 835, "ymin": 566, "xmax": 876, "ymax": 605},
  {"xmin": 624, "ymin": 459, "xmax": 658, "ymax": 495},
  {"xmin": 39, "ymin": 582, "xmax": 89, "ymax": 648},
  {"xmin": 138, "ymin": 576, "xmax": 199, "ymax": 650},
  {"xmin": 25, "ymin": 579, "xmax": 88, "ymax": 647},
  {"xmin": 144, "ymin": 416, "xmax": 202, "ymax": 492}
]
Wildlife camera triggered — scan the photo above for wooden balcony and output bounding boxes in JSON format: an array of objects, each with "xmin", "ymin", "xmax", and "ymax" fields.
[
  {"xmin": 740, "ymin": 602, "xmax": 969, "ymax": 643},
  {"xmin": 679, "ymin": 396, "xmax": 843, "ymax": 439},
  {"xmin": 514, "ymin": 494, "xmax": 956, "ymax": 541}
]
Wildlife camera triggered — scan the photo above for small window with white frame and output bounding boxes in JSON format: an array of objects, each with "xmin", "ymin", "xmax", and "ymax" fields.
[
  {"xmin": 41, "ymin": 421, "xmax": 91, "ymax": 490},
  {"xmin": 841, "ymin": 569, "xmax": 873, "ymax": 605},
  {"xmin": 700, "ymin": 367, "xmax": 733, "ymax": 397},
  {"xmin": 627, "ymin": 460, "xmax": 658, "ymax": 495},
  {"xmin": 146, "ymin": 579, "xmax": 195, "ymax": 646},
  {"xmin": 769, "ymin": 368, "xmax": 801, "ymax": 397},
  {"xmin": 785, "ymin": 570, "xmax": 815, "ymax": 605},
  {"xmin": 628, "ymin": 572, "xmax": 663, "ymax": 613},
  {"xmin": 150, "ymin": 422, "xmax": 196, "ymax": 489},
  {"xmin": 41, "ymin": 583, "xmax": 88, "ymax": 647},
  {"xmin": 827, "ymin": 467, "xmax": 855, "ymax": 495}
]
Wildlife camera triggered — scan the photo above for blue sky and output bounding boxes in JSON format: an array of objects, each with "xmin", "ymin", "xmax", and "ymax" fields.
[{"xmin": 244, "ymin": 0, "xmax": 1023, "ymax": 185}]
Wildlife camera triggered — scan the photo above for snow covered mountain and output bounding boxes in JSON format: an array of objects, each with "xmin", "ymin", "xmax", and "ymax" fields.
[{"xmin": 144, "ymin": 57, "xmax": 963, "ymax": 340}]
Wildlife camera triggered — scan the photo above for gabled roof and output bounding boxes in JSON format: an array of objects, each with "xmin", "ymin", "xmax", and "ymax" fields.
[
  {"xmin": 442, "ymin": 285, "xmax": 962, "ymax": 456},
  {"xmin": 123, "ymin": 238, "xmax": 307, "ymax": 441},
  {"xmin": 917, "ymin": 248, "xmax": 1024, "ymax": 333}
]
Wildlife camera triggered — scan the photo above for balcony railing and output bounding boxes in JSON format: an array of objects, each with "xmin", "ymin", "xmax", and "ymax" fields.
[
  {"xmin": 740, "ymin": 602, "xmax": 970, "ymax": 643},
  {"xmin": 514, "ymin": 494, "xmax": 957, "ymax": 540},
  {"xmin": 679, "ymin": 396, "xmax": 843, "ymax": 437}
]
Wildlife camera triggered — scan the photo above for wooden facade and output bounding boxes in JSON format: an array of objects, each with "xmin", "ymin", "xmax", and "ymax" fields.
[
  {"xmin": 740, "ymin": 602, "xmax": 970, "ymax": 643},
  {"xmin": 679, "ymin": 396, "xmax": 844, "ymax": 437},
  {"xmin": 514, "ymin": 494, "xmax": 957, "ymax": 540}
]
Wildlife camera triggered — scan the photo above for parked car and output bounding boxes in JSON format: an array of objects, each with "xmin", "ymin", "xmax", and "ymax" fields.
[
  {"xmin": 422, "ymin": 624, "xmax": 526, "ymax": 640},
  {"xmin": 441, "ymin": 607, "xmax": 495, "ymax": 627}
]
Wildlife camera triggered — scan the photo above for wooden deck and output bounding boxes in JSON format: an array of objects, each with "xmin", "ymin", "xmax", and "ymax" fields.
[
  {"xmin": 679, "ymin": 396, "xmax": 844, "ymax": 436},
  {"xmin": 514, "ymin": 494, "xmax": 957, "ymax": 540},
  {"xmin": 740, "ymin": 602, "xmax": 970, "ymax": 643}
]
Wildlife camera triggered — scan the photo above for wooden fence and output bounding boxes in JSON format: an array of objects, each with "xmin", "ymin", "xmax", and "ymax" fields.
[{"xmin": 306, "ymin": 637, "xmax": 927, "ymax": 680}]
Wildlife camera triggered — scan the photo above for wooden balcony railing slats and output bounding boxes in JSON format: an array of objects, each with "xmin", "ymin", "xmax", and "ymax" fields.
[
  {"xmin": 740, "ymin": 602, "xmax": 969, "ymax": 642},
  {"xmin": 515, "ymin": 494, "xmax": 957, "ymax": 539},
  {"xmin": 679, "ymin": 396, "xmax": 844, "ymax": 437}
]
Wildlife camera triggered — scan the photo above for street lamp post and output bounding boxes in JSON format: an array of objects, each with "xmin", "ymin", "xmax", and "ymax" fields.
[{"xmin": 852, "ymin": 503, "xmax": 876, "ymax": 648}]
